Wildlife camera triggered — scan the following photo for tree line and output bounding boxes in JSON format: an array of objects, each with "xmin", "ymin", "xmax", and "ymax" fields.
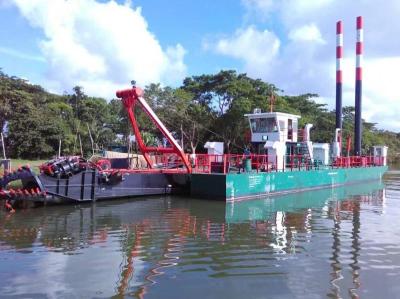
[{"xmin": 0, "ymin": 69, "xmax": 399, "ymax": 161}]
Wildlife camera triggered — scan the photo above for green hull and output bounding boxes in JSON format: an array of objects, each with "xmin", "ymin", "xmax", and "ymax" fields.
[{"xmin": 191, "ymin": 166, "xmax": 388, "ymax": 201}]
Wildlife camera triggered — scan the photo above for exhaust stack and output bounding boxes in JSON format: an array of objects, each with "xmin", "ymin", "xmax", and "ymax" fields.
[
  {"xmin": 336, "ymin": 20, "xmax": 343, "ymax": 130},
  {"xmin": 354, "ymin": 16, "xmax": 363, "ymax": 155}
]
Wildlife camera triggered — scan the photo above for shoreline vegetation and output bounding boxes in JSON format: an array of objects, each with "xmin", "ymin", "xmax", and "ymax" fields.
[
  {"xmin": 1, "ymin": 69, "xmax": 399, "ymax": 163},
  {"xmin": 0, "ymin": 159, "xmax": 45, "ymax": 174}
]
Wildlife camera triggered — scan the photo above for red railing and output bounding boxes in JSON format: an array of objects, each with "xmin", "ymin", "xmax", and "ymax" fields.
[
  {"xmin": 191, "ymin": 154, "xmax": 385, "ymax": 174},
  {"xmin": 332, "ymin": 156, "xmax": 384, "ymax": 168},
  {"xmin": 152, "ymin": 154, "xmax": 185, "ymax": 168},
  {"xmin": 192, "ymin": 154, "xmax": 303, "ymax": 174},
  {"xmin": 106, "ymin": 153, "xmax": 385, "ymax": 174}
]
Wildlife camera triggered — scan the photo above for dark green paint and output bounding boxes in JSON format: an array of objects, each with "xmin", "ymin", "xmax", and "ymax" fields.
[{"xmin": 190, "ymin": 174, "xmax": 226, "ymax": 199}]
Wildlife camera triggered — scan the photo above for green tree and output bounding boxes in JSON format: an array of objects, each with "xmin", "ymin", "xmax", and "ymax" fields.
[{"xmin": 1, "ymin": 69, "xmax": 399, "ymax": 161}]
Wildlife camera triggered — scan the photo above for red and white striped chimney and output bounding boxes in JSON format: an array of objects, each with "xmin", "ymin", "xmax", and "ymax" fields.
[
  {"xmin": 336, "ymin": 20, "xmax": 343, "ymax": 130},
  {"xmin": 354, "ymin": 16, "xmax": 363, "ymax": 155}
]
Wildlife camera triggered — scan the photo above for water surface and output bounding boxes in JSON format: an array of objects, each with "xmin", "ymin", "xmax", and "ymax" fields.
[{"xmin": 1, "ymin": 172, "xmax": 400, "ymax": 298}]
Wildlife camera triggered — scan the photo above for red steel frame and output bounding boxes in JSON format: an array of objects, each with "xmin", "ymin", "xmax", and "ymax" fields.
[{"xmin": 116, "ymin": 87, "xmax": 192, "ymax": 173}]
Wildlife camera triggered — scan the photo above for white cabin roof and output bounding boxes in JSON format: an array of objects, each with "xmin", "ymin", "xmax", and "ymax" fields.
[
  {"xmin": 204, "ymin": 141, "xmax": 223, "ymax": 149},
  {"xmin": 244, "ymin": 111, "xmax": 301, "ymax": 119}
]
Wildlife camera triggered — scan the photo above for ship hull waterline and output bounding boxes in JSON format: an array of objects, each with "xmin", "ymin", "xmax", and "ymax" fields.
[
  {"xmin": 191, "ymin": 166, "xmax": 388, "ymax": 201},
  {"xmin": 2, "ymin": 166, "xmax": 388, "ymax": 206}
]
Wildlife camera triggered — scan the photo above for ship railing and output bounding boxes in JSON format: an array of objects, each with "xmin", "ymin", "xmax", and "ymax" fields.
[
  {"xmin": 332, "ymin": 155, "xmax": 384, "ymax": 168},
  {"xmin": 191, "ymin": 154, "xmax": 384, "ymax": 174},
  {"xmin": 152, "ymin": 153, "xmax": 185, "ymax": 169},
  {"xmin": 191, "ymin": 154, "xmax": 312, "ymax": 174}
]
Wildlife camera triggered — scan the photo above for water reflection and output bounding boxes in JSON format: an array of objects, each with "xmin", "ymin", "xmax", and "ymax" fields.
[
  {"xmin": 0, "ymin": 177, "xmax": 398, "ymax": 299},
  {"xmin": 225, "ymin": 181, "xmax": 385, "ymax": 223}
]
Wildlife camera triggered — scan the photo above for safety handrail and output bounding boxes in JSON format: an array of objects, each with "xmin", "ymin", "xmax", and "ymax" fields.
[{"xmin": 190, "ymin": 154, "xmax": 385, "ymax": 174}]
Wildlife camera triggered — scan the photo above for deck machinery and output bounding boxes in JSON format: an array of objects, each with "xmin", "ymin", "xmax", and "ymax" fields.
[{"xmin": 0, "ymin": 86, "xmax": 193, "ymax": 209}]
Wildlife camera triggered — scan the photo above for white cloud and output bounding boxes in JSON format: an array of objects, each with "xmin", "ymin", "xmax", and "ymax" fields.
[
  {"xmin": 10, "ymin": 0, "xmax": 187, "ymax": 98},
  {"xmin": 288, "ymin": 23, "xmax": 325, "ymax": 44},
  {"xmin": 209, "ymin": 0, "xmax": 400, "ymax": 132},
  {"xmin": 242, "ymin": 0, "xmax": 274, "ymax": 12},
  {"xmin": 214, "ymin": 27, "xmax": 280, "ymax": 77},
  {"xmin": 344, "ymin": 57, "xmax": 400, "ymax": 130},
  {"xmin": 241, "ymin": 0, "xmax": 275, "ymax": 18}
]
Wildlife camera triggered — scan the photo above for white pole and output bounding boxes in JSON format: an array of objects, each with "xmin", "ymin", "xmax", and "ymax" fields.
[
  {"xmin": 73, "ymin": 122, "xmax": 81, "ymax": 154},
  {"xmin": 86, "ymin": 123, "xmax": 94, "ymax": 156},
  {"xmin": 58, "ymin": 139, "xmax": 62, "ymax": 158},
  {"xmin": 79, "ymin": 134, "xmax": 83, "ymax": 157},
  {"xmin": 1, "ymin": 133, "xmax": 6, "ymax": 159}
]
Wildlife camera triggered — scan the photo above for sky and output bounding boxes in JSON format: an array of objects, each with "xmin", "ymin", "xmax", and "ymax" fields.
[{"xmin": 0, "ymin": 0, "xmax": 399, "ymax": 132}]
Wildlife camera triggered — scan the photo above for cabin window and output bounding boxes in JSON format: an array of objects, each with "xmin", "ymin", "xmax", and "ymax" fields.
[
  {"xmin": 250, "ymin": 118, "xmax": 278, "ymax": 133},
  {"xmin": 287, "ymin": 119, "xmax": 293, "ymax": 140}
]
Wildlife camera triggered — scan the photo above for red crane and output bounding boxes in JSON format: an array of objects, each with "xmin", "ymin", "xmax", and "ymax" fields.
[{"xmin": 116, "ymin": 86, "xmax": 192, "ymax": 173}]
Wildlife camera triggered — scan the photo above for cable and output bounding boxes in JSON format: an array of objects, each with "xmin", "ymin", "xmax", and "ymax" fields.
[{"xmin": 156, "ymin": 108, "xmax": 246, "ymax": 151}]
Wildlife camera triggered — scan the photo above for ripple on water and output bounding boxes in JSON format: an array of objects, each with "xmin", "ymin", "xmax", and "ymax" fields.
[{"xmin": 1, "ymin": 177, "xmax": 400, "ymax": 298}]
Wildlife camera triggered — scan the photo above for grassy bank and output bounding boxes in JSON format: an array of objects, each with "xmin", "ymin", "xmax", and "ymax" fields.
[{"xmin": 1, "ymin": 159, "xmax": 46, "ymax": 174}]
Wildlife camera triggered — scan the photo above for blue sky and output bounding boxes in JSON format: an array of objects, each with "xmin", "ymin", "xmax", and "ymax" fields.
[
  {"xmin": 1, "ymin": 0, "xmax": 400, "ymax": 131},
  {"xmin": 0, "ymin": 0, "xmax": 245, "ymax": 85},
  {"xmin": 0, "ymin": 4, "xmax": 46, "ymax": 83},
  {"xmin": 133, "ymin": 0, "xmax": 244, "ymax": 74}
]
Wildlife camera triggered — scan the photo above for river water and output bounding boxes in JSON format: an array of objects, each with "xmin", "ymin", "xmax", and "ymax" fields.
[{"xmin": 0, "ymin": 171, "xmax": 399, "ymax": 299}]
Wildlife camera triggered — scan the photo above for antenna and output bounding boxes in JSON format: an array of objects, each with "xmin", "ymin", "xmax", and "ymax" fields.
[{"xmin": 269, "ymin": 93, "xmax": 276, "ymax": 112}]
